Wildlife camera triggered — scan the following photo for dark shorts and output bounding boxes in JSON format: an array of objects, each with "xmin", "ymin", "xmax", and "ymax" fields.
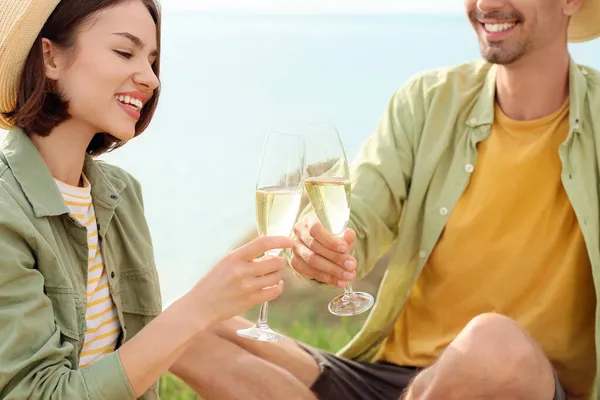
[{"xmin": 299, "ymin": 344, "xmax": 566, "ymax": 400}]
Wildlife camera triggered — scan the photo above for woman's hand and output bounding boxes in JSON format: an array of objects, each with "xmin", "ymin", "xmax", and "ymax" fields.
[{"xmin": 185, "ymin": 235, "xmax": 294, "ymax": 329}]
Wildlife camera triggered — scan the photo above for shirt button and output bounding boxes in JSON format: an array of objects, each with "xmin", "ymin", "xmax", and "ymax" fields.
[
  {"xmin": 439, "ymin": 207, "xmax": 448, "ymax": 216},
  {"xmin": 582, "ymin": 68, "xmax": 588, "ymax": 75},
  {"xmin": 574, "ymin": 122, "xmax": 580, "ymax": 130},
  {"xmin": 110, "ymin": 271, "xmax": 115, "ymax": 279},
  {"xmin": 470, "ymin": 118, "xmax": 477, "ymax": 125},
  {"xmin": 465, "ymin": 164, "xmax": 474, "ymax": 173},
  {"xmin": 419, "ymin": 250, "xmax": 427, "ymax": 259}
]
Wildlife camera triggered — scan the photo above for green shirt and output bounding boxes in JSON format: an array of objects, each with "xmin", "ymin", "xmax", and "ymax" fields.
[
  {"xmin": 336, "ymin": 57, "xmax": 600, "ymax": 396},
  {"xmin": 0, "ymin": 128, "xmax": 162, "ymax": 399}
]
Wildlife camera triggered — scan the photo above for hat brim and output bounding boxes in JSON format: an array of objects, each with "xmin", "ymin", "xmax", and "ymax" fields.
[
  {"xmin": 569, "ymin": 0, "xmax": 600, "ymax": 42},
  {"xmin": 0, "ymin": 0, "xmax": 61, "ymax": 129}
]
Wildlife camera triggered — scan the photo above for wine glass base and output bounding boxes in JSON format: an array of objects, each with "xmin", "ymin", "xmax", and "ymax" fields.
[
  {"xmin": 328, "ymin": 292, "xmax": 375, "ymax": 316},
  {"xmin": 236, "ymin": 324, "xmax": 286, "ymax": 342}
]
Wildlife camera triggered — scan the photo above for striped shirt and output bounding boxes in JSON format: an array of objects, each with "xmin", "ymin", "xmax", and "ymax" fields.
[{"xmin": 55, "ymin": 176, "xmax": 121, "ymax": 368}]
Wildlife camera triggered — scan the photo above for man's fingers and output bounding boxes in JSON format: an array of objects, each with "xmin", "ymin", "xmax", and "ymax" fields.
[
  {"xmin": 297, "ymin": 224, "xmax": 356, "ymax": 271},
  {"xmin": 293, "ymin": 242, "xmax": 355, "ymax": 283},
  {"xmin": 306, "ymin": 213, "xmax": 348, "ymax": 252},
  {"xmin": 290, "ymin": 253, "xmax": 344, "ymax": 287},
  {"xmin": 233, "ymin": 236, "xmax": 294, "ymax": 261},
  {"xmin": 343, "ymin": 228, "xmax": 356, "ymax": 248}
]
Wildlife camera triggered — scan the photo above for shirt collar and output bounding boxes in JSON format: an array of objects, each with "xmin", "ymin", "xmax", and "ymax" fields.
[{"xmin": 465, "ymin": 56, "xmax": 589, "ymax": 133}]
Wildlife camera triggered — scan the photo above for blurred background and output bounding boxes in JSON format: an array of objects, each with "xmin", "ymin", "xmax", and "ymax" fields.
[
  {"xmin": 2, "ymin": 1, "xmax": 600, "ymax": 397},
  {"xmin": 2, "ymin": 1, "xmax": 599, "ymax": 307}
]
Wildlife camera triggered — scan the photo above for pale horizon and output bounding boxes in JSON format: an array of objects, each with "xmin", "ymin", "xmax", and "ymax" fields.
[{"xmin": 163, "ymin": 0, "xmax": 463, "ymax": 14}]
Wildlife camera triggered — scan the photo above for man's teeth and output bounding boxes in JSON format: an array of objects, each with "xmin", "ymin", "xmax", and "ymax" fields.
[
  {"xmin": 485, "ymin": 23, "xmax": 516, "ymax": 33},
  {"xmin": 116, "ymin": 95, "xmax": 143, "ymax": 110}
]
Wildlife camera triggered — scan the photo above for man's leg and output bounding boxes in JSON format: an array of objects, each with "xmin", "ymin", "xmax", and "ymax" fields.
[
  {"xmin": 402, "ymin": 313, "xmax": 558, "ymax": 400},
  {"xmin": 170, "ymin": 317, "xmax": 319, "ymax": 400},
  {"xmin": 207, "ymin": 317, "xmax": 419, "ymax": 400}
]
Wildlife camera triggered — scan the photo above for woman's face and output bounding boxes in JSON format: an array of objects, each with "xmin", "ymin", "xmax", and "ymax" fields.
[{"xmin": 44, "ymin": 0, "xmax": 159, "ymax": 141}]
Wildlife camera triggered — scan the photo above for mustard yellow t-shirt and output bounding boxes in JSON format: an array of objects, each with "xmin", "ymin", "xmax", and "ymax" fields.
[{"xmin": 382, "ymin": 99, "xmax": 596, "ymax": 397}]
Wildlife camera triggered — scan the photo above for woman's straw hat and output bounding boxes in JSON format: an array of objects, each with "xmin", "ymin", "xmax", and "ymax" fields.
[
  {"xmin": 0, "ymin": 0, "xmax": 599, "ymax": 129},
  {"xmin": 0, "ymin": 0, "xmax": 60, "ymax": 129}
]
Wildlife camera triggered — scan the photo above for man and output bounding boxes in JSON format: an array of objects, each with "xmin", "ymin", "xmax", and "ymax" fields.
[{"xmin": 171, "ymin": 0, "xmax": 600, "ymax": 399}]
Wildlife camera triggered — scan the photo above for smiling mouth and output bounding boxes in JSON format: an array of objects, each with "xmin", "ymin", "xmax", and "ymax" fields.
[
  {"xmin": 115, "ymin": 95, "xmax": 143, "ymax": 112},
  {"xmin": 483, "ymin": 22, "xmax": 517, "ymax": 33}
]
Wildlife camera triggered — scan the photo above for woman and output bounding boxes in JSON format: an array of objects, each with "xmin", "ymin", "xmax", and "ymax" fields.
[{"xmin": 0, "ymin": 0, "xmax": 291, "ymax": 398}]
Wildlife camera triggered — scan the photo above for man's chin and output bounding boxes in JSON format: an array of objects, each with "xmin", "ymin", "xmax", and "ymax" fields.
[{"xmin": 481, "ymin": 48, "xmax": 523, "ymax": 65}]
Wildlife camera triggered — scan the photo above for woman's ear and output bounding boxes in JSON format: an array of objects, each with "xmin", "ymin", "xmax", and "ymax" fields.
[{"xmin": 41, "ymin": 38, "xmax": 62, "ymax": 81}]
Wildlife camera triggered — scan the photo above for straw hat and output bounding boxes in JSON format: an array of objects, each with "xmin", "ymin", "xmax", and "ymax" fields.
[
  {"xmin": 0, "ymin": 0, "xmax": 599, "ymax": 129},
  {"xmin": 0, "ymin": 0, "xmax": 60, "ymax": 129},
  {"xmin": 569, "ymin": 0, "xmax": 600, "ymax": 42}
]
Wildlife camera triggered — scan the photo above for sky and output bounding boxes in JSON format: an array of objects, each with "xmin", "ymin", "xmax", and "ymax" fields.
[{"xmin": 163, "ymin": 0, "xmax": 463, "ymax": 14}]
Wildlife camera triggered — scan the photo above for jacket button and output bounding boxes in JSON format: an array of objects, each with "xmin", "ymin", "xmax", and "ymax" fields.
[{"xmin": 110, "ymin": 271, "xmax": 115, "ymax": 279}]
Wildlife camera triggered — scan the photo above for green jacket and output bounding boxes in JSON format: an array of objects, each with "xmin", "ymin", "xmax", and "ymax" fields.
[
  {"xmin": 0, "ymin": 128, "xmax": 162, "ymax": 399},
  {"xmin": 337, "ymin": 57, "xmax": 600, "ymax": 396}
]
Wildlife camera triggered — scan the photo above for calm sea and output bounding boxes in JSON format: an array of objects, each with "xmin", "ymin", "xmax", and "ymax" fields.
[{"xmin": 2, "ymin": 12, "xmax": 600, "ymax": 306}]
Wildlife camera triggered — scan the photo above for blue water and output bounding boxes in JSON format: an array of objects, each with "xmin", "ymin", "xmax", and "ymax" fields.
[{"xmin": 3, "ymin": 12, "xmax": 600, "ymax": 306}]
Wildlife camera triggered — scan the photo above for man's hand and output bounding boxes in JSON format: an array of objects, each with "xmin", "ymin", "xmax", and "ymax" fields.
[{"xmin": 290, "ymin": 212, "xmax": 357, "ymax": 287}]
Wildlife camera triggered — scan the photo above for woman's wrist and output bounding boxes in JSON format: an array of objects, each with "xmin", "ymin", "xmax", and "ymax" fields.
[{"xmin": 166, "ymin": 293, "xmax": 214, "ymax": 335}]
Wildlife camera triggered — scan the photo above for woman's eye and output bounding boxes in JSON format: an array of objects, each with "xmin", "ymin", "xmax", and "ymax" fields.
[{"xmin": 114, "ymin": 50, "xmax": 133, "ymax": 59}]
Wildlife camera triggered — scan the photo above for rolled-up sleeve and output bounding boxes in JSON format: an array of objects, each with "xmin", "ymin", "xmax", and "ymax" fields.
[
  {"xmin": 348, "ymin": 84, "xmax": 422, "ymax": 279},
  {"xmin": 0, "ymin": 203, "xmax": 135, "ymax": 400}
]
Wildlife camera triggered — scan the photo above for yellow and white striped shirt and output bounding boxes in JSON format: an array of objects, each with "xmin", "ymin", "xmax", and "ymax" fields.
[{"xmin": 55, "ymin": 176, "xmax": 121, "ymax": 369}]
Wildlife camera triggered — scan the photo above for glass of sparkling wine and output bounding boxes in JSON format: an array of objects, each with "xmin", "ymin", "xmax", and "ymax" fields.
[
  {"xmin": 303, "ymin": 122, "xmax": 374, "ymax": 316},
  {"xmin": 236, "ymin": 132, "xmax": 304, "ymax": 342}
]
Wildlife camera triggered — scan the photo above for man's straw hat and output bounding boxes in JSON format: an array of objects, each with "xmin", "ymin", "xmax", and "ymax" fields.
[
  {"xmin": 0, "ymin": 0, "xmax": 599, "ymax": 129},
  {"xmin": 569, "ymin": 0, "xmax": 600, "ymax": 42}
]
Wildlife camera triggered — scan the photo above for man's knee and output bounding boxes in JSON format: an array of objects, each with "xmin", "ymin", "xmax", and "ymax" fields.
[
  {"xmin": 459, "ymin": 313, "xmax": 537, "ymax": 367},
  {"xmin": 410, "ymin": 313, "xmax": 555, "ymax": 399}
]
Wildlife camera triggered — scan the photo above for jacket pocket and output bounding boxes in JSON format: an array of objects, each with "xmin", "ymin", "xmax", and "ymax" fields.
[
  {"xmin": 119, "ymin": 268, "xmax": 162, "ymax": 316},
  {"xmin": 44, "ymin": 287, "xmax": 87, "ymax": 366},
  {"xmin": 118, "ymin": 268, "xmax": 162, "ymax": 343},
  {"xmin": 44, "ymin": 288, "xmax": 83, "ymax": 341}
]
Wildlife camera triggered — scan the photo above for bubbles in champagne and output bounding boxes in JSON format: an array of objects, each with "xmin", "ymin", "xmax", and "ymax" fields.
[
  {"xmin": 256, "ymin": 186, "xmax": 303, "ymax": 240},
  {"xmin": 304, "ymin": 177, "xmax": 351, "ymax": 236}
]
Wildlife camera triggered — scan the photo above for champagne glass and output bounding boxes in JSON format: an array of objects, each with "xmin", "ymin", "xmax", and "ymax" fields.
[
  {"xmin": 303, "ymin": 122, "xmax": 374, "ymax": 316},
  {"xmin": 236, "ymin": 132, "xmax": 304, "ymax": 342}
]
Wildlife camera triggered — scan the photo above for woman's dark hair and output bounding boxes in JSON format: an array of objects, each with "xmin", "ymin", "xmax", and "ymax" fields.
[{"xmin": 2, "ymin": 0, "xmax": 161, "ymax": 156}]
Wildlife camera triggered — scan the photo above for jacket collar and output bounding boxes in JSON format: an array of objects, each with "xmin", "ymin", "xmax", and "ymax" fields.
[{"xmin": 0, "ymin": 127, "xmax": 126, "ymax": 218}]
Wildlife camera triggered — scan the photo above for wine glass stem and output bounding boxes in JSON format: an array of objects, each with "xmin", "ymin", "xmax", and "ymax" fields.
[
  {"xmin": 342, "ymin": 282, "xmax": 357, "ymax": 303},
  {"xmin": 334, "ymin": 231, "xmax": 357, "ymax": 303},
  {"xmin": 257, "ymin": 301, "xmax": 269, "ymax": 327}
]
